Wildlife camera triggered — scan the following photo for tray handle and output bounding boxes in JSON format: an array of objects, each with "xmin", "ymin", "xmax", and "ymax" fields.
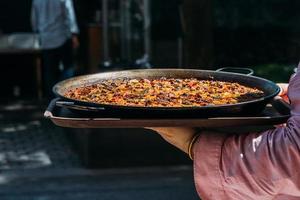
[
  {"xmin": 216, "ymin": 67, "xmax": 254, "ymax": 76},
  {"xmin": 56, "ymin": 101, "xmax": 106, "ymax": 112},
  {"xmin": 44, "ymin": 98, "xmax": 60, "ymax": 118}
]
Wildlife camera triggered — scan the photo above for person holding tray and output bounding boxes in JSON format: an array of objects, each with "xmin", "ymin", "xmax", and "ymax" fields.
[{"xmin": 146, "ymin": 64, "xmax": 300, "ymax": 199}]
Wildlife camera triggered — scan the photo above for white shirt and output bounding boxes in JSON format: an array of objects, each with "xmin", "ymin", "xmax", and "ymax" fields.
[{"xmin": 31, "ymin": 0, "xmax": 79, "ymax": 50}]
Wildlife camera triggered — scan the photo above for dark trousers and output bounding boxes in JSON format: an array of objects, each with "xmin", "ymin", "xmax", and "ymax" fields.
[{"xmin": 42, "ymin": 39, "xmax": 73, "ymax": 98}]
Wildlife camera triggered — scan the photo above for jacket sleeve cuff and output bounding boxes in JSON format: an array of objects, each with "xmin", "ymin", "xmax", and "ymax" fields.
[{"xmin": 193, "ymin": 131, "xmax": 228, "ymax": 199}]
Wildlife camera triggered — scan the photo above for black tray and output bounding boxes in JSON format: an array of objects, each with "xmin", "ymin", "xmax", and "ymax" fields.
[{"xmin": 44, "ymin": 98, "xmax": 290, "ymax": 128}]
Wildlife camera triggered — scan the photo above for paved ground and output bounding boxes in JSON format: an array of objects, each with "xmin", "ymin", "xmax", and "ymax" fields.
[
  {"xmin": 0, "ymin": 99, "xmax": 199, "ymax": 200},
  {"xmin": 0, "ymin": 167, "xmax": 198, "ymax": 200}
]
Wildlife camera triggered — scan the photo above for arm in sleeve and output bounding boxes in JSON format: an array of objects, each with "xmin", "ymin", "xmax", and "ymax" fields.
[
  {"xmin": 193, "ymin": 65, "xmax": 300, "ymax": 200},
  {"xmin": 65, "ymin": 0, "xmax": 79, "ymax": 34}
]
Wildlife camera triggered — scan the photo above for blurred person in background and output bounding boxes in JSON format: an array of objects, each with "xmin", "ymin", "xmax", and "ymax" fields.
[
  {"xmin": 31, "ymin": 0, "xmax": 79, "ymax": 98},
  {"xmin": 147, "ymin": 64, "xmax": 300, "ymax": 199}
]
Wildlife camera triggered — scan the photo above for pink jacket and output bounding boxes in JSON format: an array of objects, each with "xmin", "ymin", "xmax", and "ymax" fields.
[{"xmin": 193, "ymin": 65, "xmax": 300, "ymax": 200}]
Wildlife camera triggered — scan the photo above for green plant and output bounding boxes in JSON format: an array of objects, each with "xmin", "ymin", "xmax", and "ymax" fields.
[{"xmin": 252, "ymin": 64, "xmax": 295, "ymax": 82}]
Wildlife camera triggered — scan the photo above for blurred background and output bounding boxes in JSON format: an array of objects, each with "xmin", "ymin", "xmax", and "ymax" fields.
[{"xmin": 0, "ymin": 0, "xmax": 299, "ymax": 199}]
